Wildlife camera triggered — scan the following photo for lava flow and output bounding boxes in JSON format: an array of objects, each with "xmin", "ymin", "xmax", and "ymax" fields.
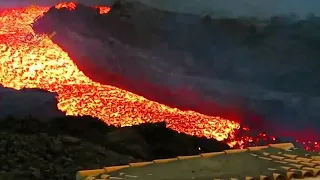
[{"xmin": 0, "ymin": 3, "xmax": 318, "ymax": 150}]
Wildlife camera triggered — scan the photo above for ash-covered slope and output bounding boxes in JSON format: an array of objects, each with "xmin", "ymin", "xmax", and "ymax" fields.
[
  {"xmin": 33, "ymin": 1, "xmax": 320, "ymax": 140},
  {"xmin": 0, "ymin": 116, "xmax": 231, "ymax": 180},
  {"xmin": 0, "ymin": 86, "xmax": 64, "ymax": 120}
]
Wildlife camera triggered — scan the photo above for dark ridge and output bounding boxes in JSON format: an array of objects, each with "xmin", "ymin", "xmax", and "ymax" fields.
[
  {"xmin": 0, "ymin": 115, "xmax": 229, "ymax": 179},
  {"xmin": 0, "ymin": 115, "xmax": 230, "ymax": 160}
]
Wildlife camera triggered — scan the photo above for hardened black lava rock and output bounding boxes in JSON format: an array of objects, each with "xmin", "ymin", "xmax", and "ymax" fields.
[{"xmin": 0, "ymin": 115, "xmax": 229, "ymax": 180}]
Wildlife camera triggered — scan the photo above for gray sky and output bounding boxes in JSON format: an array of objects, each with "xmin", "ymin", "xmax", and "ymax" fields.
[
  {"xmin": 140, "ymin": 0, "xmax": 320, "ymax": 18},
  {"xmin": 1, "ymin": 0, "xmax": 320, "ymax": 18}
]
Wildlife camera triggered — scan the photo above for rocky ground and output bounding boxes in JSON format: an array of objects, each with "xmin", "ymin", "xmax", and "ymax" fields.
[
  {"xmin": 0, "ymin": 115, "xmax": 229, "ymax": 180},
  {"xmin": 0, "ymin": 86, "xmax": 64, "ymax": 121}
]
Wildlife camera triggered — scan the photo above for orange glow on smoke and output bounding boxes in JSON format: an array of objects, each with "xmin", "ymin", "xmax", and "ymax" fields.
[{"xmin": 0, "ymin": 2, "xmax": 318, "ymax": 150}]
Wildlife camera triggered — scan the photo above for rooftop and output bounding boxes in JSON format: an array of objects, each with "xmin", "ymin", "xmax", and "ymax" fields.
[{"xmin": 76, "ymin": 143, "xmax": 320, "ymax": 180}]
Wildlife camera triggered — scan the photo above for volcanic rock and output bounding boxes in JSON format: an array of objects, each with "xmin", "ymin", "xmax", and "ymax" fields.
[
  {"xmin": 0, "ymin": 115, "xmax": 230, "ymax": 180},
  {"xmin": 0, "ymin": 86, "xmax": 64, "ymax": 121},
  {"xmin": 105, "ymin": 122, "xmax": 230, "ymax": 159},
  {"xmin": 105, "ymin": 127, "xmax": 151, "ymax": 159},
  {"xmin": 33, "ymin": 1, "xmax": 320, "ymax": 139}
]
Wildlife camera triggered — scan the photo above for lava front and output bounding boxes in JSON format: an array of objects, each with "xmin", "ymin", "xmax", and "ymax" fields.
[{"xmin": 0, "ymin": 2, "xmax": 318, "ymax": 150}]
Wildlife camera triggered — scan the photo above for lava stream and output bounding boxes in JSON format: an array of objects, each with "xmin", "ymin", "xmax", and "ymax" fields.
[
  {"xmin": 0, "ymin": 4, "xmax": 239, "ymax": 144},
  {"xmin": 0, "ymin": 3, "xmax": 318, "ymax": 150}
]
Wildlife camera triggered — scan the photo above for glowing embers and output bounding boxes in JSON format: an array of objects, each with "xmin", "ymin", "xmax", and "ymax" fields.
[
  {"xmin": 94, "ymin": 7, "xmax": 111, "ymax": 14},
  {"xmin": 54, "ymin": 2, "xmax": 111, "ymax": 14},
  {"xmin": 55, "ymin": 2, "xmax": 77, "ymax": 10}
]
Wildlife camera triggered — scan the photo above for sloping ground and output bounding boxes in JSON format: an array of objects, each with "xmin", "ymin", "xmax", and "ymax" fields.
[
  {"xmin": 0, "ymin": 116, "xmax": 231, "ymax": 180},
  {"xmin": 32, "ymin": 1, "xmax": 320, "ymax": 139},
  {"xmin": 0, "ymin": 132, "xmax": 136, "ymax": 180},
  {"xmin": 0, "ymin": 86, "xmax": 64, "ymax": 120},
  {"xmin": 77, "ymin": 143, "xmax": 320, "ymax": 180}
]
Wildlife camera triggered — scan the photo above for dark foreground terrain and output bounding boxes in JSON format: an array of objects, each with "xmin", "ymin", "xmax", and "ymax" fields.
[{"xmin": 0, "ymin": 116, "xmax": 229, "ymax": 180}]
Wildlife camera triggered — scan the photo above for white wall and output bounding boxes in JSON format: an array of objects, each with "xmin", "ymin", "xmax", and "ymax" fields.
[{"xmin": 1, "ymin": 0, "xmax": 320, "ymax": 18}]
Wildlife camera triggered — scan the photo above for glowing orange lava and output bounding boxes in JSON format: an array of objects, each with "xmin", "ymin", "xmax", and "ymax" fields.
[
  {"xmin": 0, "ymin": 4, "xmax": 240, "ymax": 144},
  {"xmin": 55, "ymin": 2, "xmax": 111, "ymax": 14},
  {"xmin": 55, "ymin": 2, "xmax": 77, "ymax": 10},
  {"xmin": 0, "ymin": 3, "xmax": 318, "ymax": 150}
]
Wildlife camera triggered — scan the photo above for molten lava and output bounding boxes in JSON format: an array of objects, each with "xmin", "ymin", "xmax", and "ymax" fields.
[{"xmin": 0, "ymin": 2, "xmax": 319, "ymax": 150}]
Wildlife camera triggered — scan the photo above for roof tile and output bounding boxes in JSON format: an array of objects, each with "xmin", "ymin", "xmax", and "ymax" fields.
[
  {"xmin": 284, "ymin": 158, "xmax": 301, "ymax": 163},
  {"xmin": 283, "ymin": 154, "xmax": 298, "ymax": 159},
  {"xmin": 312, "ymin": 156, "xmax": 320, "ymax": 161},
  {"xmin": 76, "ymin": 169, "xmax": 105, "ymax": 180},
  {"xmin": 177, "ymin": 155, "xmax": 201, "ymax": 160},
  {"xmin": 152, "ymin": 158, "xmax": 178, "ymax": 163},
  {"xmin": 270, "ymin": 155, "xmax": 285, "ymax": 160},
  {"xmin": 104, "ymin": 165, "xmax": 129, "ymax": 173},
  {"xmin": 312, "ymin": 160, "xmax": 320, "ymax": 164},
  {"xmin": 224, "ymin": 149, "xmax": 248, "ymax": 154},
  {"xmin": 259, "ymin": 175, "xmax": 269, "ymax": 180},
  {"xmin": 129, "ymin": 162, "xmax": 153, "ymax": 167},
  {"xmin": 247, "ymin": 146, "xmax": 268, "ymax": 151},
  {"xmin": 297, "ymin": 157, "xmax": 313, "ymax": 162},
  {"xmin": 75, "ymin": 143, "xmax": 320, "ymax": 180},
  {"xmin": 200, "ymin": 151, "xmax": 225, "ymax": 157},
  {"xmin": 302, "ymin": 167, "xmax": 320, "ymax": 176},
  {"xmin": 269, "ymin": 143, "xmax": 294, "ymax": 150}
]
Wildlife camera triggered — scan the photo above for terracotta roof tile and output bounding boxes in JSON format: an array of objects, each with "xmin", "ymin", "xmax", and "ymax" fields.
[
  {"xmin": 177, "ymin": 155, "xmax": 201, "ymax": 160},
  {"xmin": 152, "ymin": 158, "xmax": 178, "ymax": 163},
  {"xmin": 224, "ymin": 149, "xmax": 248, "ymax": 154},
  {"xmin": 269, "ymin": 143, "xmax": 294, "ymax": 150},
  {"xmin": 247, "ymin": 146, "xmax": 268, "ymax": 151},
  {"xmin": 76, "ymin": 143, "xmax": 320, "ymax": 180},
  {"xmin": 200, "ymin": 151, "xmax": 225, "ymax": 157},
  {"xmin": 129, "ymin": 162, "xmax": 153, "ymax": 167},
  {"xmin": 312, "ymin": 156, "xmax": 320, "ymax": 161}
]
